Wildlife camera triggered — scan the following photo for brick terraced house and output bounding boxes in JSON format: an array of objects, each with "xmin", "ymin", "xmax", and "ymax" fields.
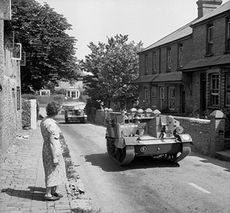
[{"xmin": 136, "ymin": 0, "xmax": 230, "ymax": 119}]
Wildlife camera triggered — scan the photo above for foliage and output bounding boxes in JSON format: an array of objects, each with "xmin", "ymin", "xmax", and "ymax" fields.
[
  {"xmin": 22, "ymin": 99, "xmax": 31, "ymax": 129},
  {"xmin": 37, "ymin": 94, "xmax": 65, "ymax": 106},
  {"xmin": 8, "ymin": 0, "xmax": 78, "ymax": 93},
  {"xmin": 54, "ymin": 88, "xmax": 66, "ymax": 95},
  {"xmin": 22, "ymin": 93, "xmax": 37, "ymax": 100},
  {"xmin": 22, "ymin": 94, "xmax": 40, "ymax": 121},
  {"xmin": 81, "ymin": 34, "xmax": 142, "ymax": 109}
]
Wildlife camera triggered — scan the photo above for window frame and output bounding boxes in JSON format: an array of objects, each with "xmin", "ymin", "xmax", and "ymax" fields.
[
  {"xmin": 226, "ymin": 73, "xmax": 230, "ymax": 106},
  {"xmin": 177, "ymin": 43, "xmax": 183, "ymax": 68},
  {"xmin": 71, "ymin": 90, "xmax": 76, "ymax": 98},
  {"xmin": 206, "ymin": 24, "xmax": 214, "ymax": 56},
  {"xmin": 152, "ymin": 51, "xmax": 157, "ymax": 73},
  {"xmin": 209, "ymin": 73, "xmax": 220, "ymax": 107},
  {"xmin": 67, "ymin": 90, "xmax": 71, "ymax": 97},
  {"xmin": 145, "ymin": 54, "xmax": 149, "ymax": 75},
  {"xmin": 151, "ymin": 86, "xmax": 157, "ymax": 105},
  {"xmin": 226, "ymin": 17, "xmax": 230, "ymax": 53},
  {"xmin": 168, "ymin": 86, "xmax": 176, "ymax": 111},
  {"xmin": 166, "ymin": 47, "xmax": 172, "ymax": 71},
  {"xmin": 144, "ymin": 87, "xmax": 149, "ymax": 104}
]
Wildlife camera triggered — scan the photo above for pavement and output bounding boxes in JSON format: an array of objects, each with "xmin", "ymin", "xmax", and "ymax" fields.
[
  {"xmin": 0, "ymin": 120, "xmax": 92, "ymax": 213},
  {"xmin": 216, "ymin": 150, "xmax": 230, "ymax": 162}
]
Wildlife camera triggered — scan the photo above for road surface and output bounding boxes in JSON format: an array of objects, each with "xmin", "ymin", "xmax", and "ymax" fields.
[{"xmin": 58, "ymin": 120, "xmax": 230, "ymax": 213}]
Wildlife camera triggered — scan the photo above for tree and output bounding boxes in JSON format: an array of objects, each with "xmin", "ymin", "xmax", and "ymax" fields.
[
  {"xmin": 82, "ymin": 34, "xmax": 142, "ymax": 110},
  {"xmin": 7, "ymin": 0, "xmax": 78, "ymax": 93}
]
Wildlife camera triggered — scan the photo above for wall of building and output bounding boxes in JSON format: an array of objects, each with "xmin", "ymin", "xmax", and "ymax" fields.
[
  {"xmin": 0, "ymin": 20, "xmax": 21, "ymax": 158},
  {"xmin": 138, "ymin": 36, "xmax": 193, "ymax": 114},
  {"xmin": 139, "ymin": 36, "xmax": 193, "ymax": 76},
  {"xmin": 0, "ymin": 21, "xmax": 4, "ymax": 152},
  {"xmin": 192, "ymin": 15, "xmax": 226, "ymax": 59}
]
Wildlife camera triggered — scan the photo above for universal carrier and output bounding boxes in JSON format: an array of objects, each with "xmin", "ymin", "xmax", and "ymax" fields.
[{"xmin": 105, "ymin": 108, "xmax": 193, "ymax": 165}]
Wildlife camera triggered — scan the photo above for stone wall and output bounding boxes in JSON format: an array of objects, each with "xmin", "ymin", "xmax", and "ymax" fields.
[
  {"xmin": 173, "ymin": 116, "xmax": 216, "ymax": 156},
  {"xmin": 0, "ymin": 19, "xmax": 21, "ymax": 158}
]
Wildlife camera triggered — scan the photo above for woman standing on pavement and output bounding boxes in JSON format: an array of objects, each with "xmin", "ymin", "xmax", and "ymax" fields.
[{"xmin": 40, "ymin": 102, "xmax": 67, "ymax": 201}]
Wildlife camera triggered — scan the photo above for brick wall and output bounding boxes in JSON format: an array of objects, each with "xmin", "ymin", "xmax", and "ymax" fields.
[
  {"xmin": 139, "ymin": 37, "xmax": 193, "ymax": 76},
  {"xmin": 0, "ymin": 20, "xmax": 21, "ymax": 158},
  {"xmin": 138, "ymin": 36, "xmax": 193, "ymax": 113},
  {"xmin": 192, "ymin": 15, "xmax": 226, "ymax": 59}
]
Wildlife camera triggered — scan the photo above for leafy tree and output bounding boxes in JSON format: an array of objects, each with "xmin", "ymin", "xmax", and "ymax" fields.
[
  {"xmin": 82, "ymin": 34, "xmax": 142, "ymax": 110},
  {"xmin": 7, "ymin": 0, "xmax": 78, "ymax": 93}
]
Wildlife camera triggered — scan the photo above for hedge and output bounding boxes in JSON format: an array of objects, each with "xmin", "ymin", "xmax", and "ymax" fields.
[{"xmin": 22, "ymin": 99, "xmax": 31, "ymax": 129}]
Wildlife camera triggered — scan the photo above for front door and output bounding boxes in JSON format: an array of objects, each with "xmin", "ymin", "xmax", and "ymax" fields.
[
  {"xmin": 200, "ymin": 73, "xmax": 206, "ymax": 115},
  {"xmin": 180, "ymin": 85, "xmax": 185, "ymax": 113}
]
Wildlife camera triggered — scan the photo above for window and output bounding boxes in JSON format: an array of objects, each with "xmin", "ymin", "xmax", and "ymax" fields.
[
  {"xmin": 226, "ymin": 74, "xmax": 230, "ymax": 106},
  {"xmin": 17, "ymin": 86, "xmax": 20, "ymax": 110},
  {"xmin": 145, "ymin": 54, "xmax": 149, "ymax": 74},
  {"xmin": 152, "ymin": 51, "xmax": 157, "ymax": 73},
  {"xmin": 167, "ymin": 47, "xmax": 172, "ymax": 71},
  {"xmin": 178, "ymin": 43, "xmax": 183, "ymax": 68},
  {"xmin": 71, "ymin": 91, "xmax": 76, "ymax": 98},
  {"xmin": 151, "ymin": 86, "xmax": 157, "ymax": 105},
  {"xmin": 159, "ymin": 87, "xmax": 165, "ymax": 110},
  {"xmin": 226, "ymin": 17, "xmax": 230, "ymax": 52},
  {"xmin": 169, "ymin": 86, "xmax": 175, "ymax": 110},
  {"xmin": 209, "ymin": 73, "xmax": 219, "ymax": 107},
  {"xmin": 206, "ymin": 24, "xmax": 214, "ymax": 55},
  {"xmin": 160, "ymin": 87, "xmax": 165, "ymax": 100},
  {"xmin": 144, "ymin": 88, "xmax": 149, "ymax": 103}
]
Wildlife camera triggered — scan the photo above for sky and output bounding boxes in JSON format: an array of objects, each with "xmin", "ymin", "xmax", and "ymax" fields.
[{"xmin": 36, "ymin": 0, "xmax": 229, "ymax": 60}]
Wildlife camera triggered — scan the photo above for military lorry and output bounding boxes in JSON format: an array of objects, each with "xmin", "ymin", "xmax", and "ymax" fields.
[
  {"xmin": 105, "ymin": 108, "xmax": 192, "ymax": 166},
  {"xmin": 62, "ymin": 102, "xmax": 87, "ymax": 123}
]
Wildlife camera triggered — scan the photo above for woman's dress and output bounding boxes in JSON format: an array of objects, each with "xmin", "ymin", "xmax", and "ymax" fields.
[{"xmin": 40, "ymin": 118, "xmax": 67, "ymax": 187}]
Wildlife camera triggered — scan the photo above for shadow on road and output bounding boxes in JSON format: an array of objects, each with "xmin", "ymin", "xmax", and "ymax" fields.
[
  {"xmin": 84, "ymin": 153, "xmax": 180, "ymax": 172},
  {"xmin": 189, "ymin": 153, "xmax": 230, "ymax": 173}
]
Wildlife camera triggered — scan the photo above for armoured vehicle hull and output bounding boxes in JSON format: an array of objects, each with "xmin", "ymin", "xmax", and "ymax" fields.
[{"xmin": 105, "ymin": 109, "xmax": 192, "ymax": 166}]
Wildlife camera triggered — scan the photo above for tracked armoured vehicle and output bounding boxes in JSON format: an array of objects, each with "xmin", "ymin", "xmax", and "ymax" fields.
[{"xmin": 105, "ymin": 108, "xmax": 192, "ymax": 166}]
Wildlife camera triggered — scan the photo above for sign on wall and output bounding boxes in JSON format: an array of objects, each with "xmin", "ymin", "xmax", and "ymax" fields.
[{"xmin": 0, "ymin": 0, "xmax": 11, "ymax": 20}]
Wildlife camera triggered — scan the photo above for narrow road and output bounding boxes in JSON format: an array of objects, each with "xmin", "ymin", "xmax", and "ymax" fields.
[{"xmin": 59, "ymin": 120, "xmax": 230, "ymax": 213}]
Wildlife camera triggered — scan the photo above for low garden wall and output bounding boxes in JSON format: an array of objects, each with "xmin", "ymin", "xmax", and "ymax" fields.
[{"xmin": 173, "ymin": 116, "xmax": 220, "ymax": 156}]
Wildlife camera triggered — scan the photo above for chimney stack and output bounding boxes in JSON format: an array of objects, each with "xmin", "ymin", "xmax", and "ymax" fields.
[{"xmin": 196, "ymin": 0, "xmax": 222, "ymax": 18}]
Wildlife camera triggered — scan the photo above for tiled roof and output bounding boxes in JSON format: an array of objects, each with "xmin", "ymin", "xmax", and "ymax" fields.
[
  {"xmin": 182, "ymin": 54, "xmax": 230, "ymax": 71},
  {"xmin": 139, "ymin": 20, "xmax": 195, "ymax": 53},
  {"xmin": 139, "ymin": 1, "xmax": 230, "ymax": 53},
  {"xmin": 152, "ymin": 71, "xmax": 182, "ymax": 83},
  {"xmin": 133, "ymin": 72, "xmax": 182, "ymax": 83},
  {"xmin": 192, "ymin": 0, "xmax": 230, "ymax": 26},
  {"xmin": 133, "ymin": 74, "xmax": 158, "ymax": 83}
]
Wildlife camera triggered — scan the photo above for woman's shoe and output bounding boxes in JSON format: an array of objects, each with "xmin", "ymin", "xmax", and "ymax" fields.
[
  {"xmin": 44, "ymin": 195, "xmax": 60, "ymax": 201},
  {"xmin": 52, "ymin": 192, "xmax": 63, "ymax": 198}
]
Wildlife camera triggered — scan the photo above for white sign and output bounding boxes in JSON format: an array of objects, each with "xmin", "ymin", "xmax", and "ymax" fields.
[{"xmin": 0, "ymin": 0, "xmax": 11, "ymax": 20}]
